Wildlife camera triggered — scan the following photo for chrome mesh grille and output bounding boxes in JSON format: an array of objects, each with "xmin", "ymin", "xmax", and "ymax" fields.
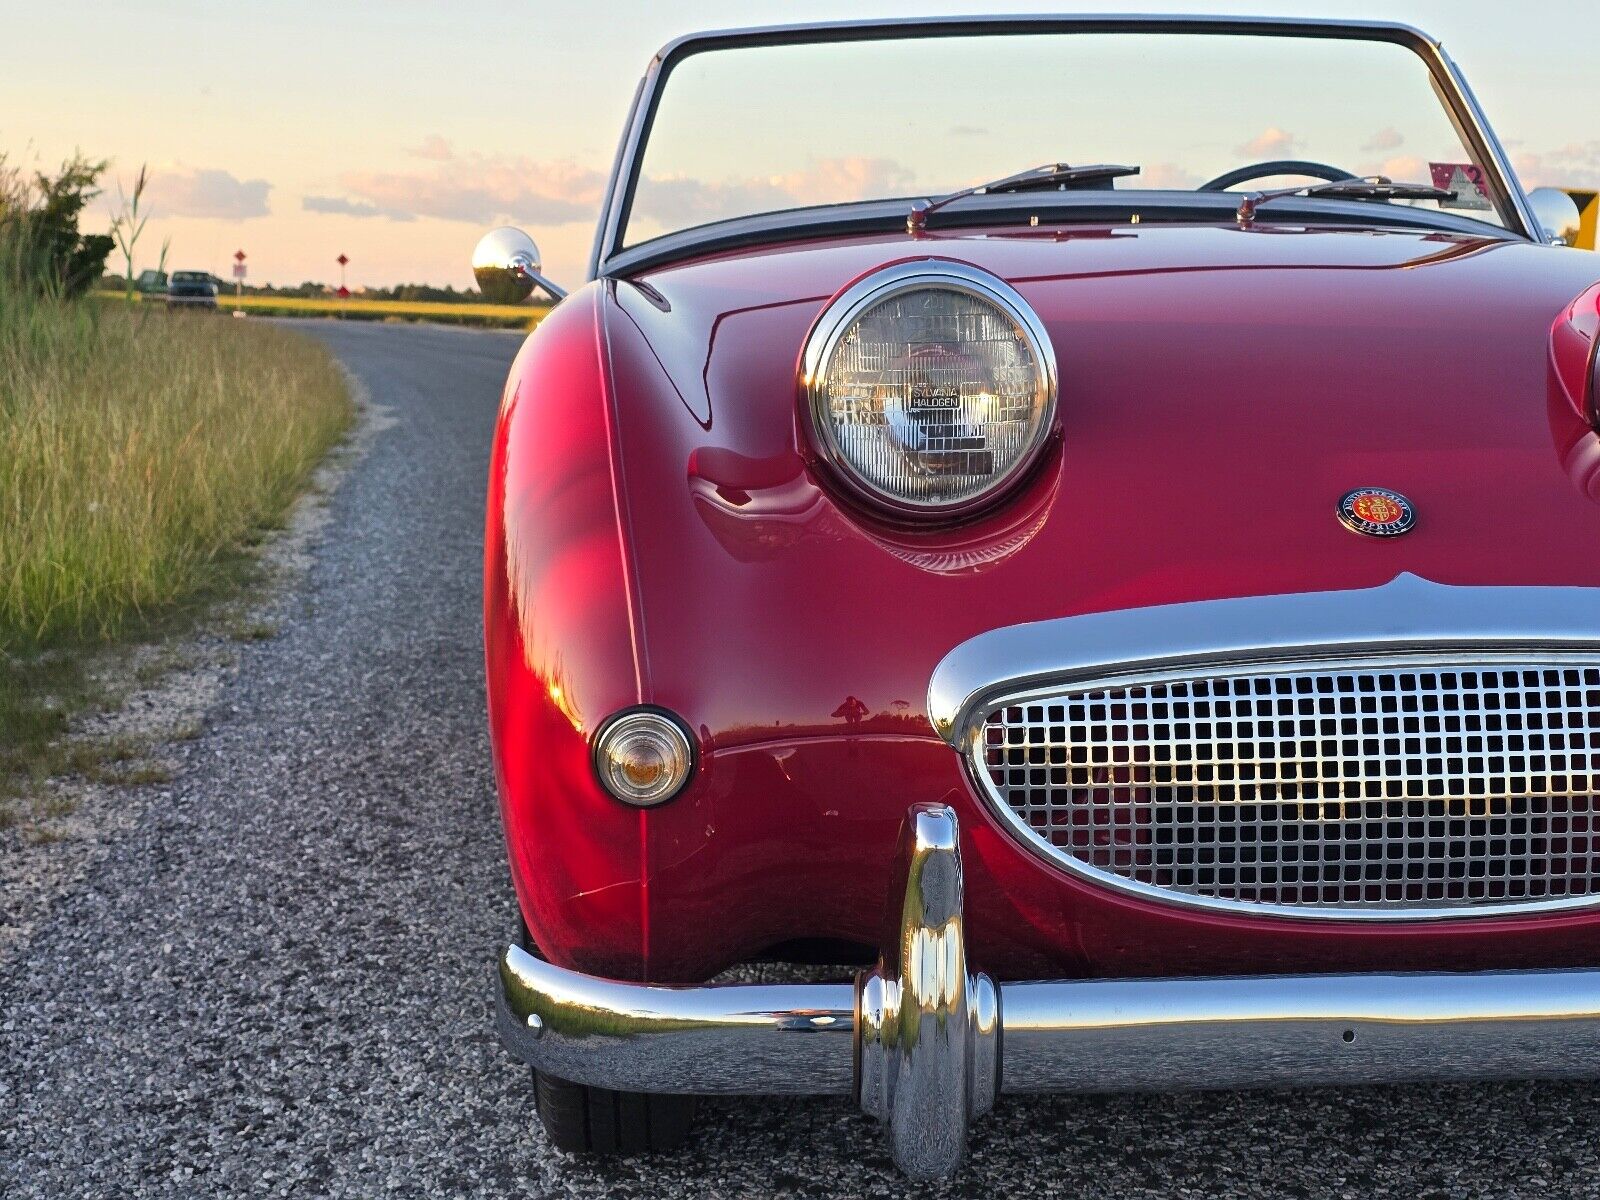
[{"xmin": 979, "ymin": 660, "xmax": 1600, "ymax": 913}]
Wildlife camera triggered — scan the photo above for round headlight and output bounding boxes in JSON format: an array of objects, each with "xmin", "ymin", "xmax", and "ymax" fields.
[
  {"xmin": 801, "ymin": 260, "xmax": 1057, "ymax": 516},
  {"xmin": 593, "ymin": 709, "xmax": 695, "ymax": 807}
]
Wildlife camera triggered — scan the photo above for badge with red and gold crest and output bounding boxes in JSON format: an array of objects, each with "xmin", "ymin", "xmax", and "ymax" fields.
[{"xmin": 1337, "ymin": 488, "xmax": 1415, "ymax": 537}]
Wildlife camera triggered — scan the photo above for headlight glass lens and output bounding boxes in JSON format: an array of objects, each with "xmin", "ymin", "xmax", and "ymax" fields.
[
  {"xmin": 810, "ymin": 279, "xmax": 1053, "ymax": 512},
  {"xmin": 594, "ymin": 710, "xmax": 694, "ymax": 807}
]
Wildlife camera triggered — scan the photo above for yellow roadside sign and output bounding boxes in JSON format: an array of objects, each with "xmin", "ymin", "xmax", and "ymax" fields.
[{"xmin": 1565, "ymin": 190, "xmax": 1599, "ymax": 249}]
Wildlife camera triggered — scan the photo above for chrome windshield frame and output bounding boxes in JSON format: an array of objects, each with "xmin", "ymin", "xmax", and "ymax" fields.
[{"xmin": 588, "ymin": 14, "xmax": 1540, "ymax": 279}]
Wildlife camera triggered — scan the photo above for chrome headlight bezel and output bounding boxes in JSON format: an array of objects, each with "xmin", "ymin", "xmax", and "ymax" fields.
[{"xmin": 799, "ymin": 259, "xmax": 1058, "ymax": 520}]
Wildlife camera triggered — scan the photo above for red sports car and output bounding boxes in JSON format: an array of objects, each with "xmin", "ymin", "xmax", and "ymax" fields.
[{"xmin": 476, "ymin": 16, "xmax": 1600, "ymax": 1179}]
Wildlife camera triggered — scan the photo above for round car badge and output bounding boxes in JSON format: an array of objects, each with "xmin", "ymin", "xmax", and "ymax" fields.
[{"xmin": 1337, "ymin": 487, "xmax": 1415, "ymax": 537}]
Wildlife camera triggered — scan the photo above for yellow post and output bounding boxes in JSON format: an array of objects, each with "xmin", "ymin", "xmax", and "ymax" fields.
[{"xmin": 1564, "ymin": 190, "xmax": 1599, "ymax": 250}]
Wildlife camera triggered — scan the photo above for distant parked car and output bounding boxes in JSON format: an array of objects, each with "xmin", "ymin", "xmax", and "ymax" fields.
[
  {"xmin": 134, "ymin": 268, "xmax": 168, "ymax": 294},
  {"xmin": 165, "ymin": 271, "xmax": 218, "ymax": 310}
]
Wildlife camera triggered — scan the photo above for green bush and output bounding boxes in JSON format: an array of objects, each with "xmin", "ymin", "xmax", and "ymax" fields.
[{"xmin": 0, "ymin": 155, "xmax": 115, "ymax": 299}]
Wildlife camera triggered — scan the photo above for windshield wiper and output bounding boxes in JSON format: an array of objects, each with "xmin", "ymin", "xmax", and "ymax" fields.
[
  {"xmin": 1236, "ymin": 176, "xmax": 1458, "ymax": 224},
  {"xmin": 908, "ymin": 162, "xmax": 1141, "ymax": 233}
]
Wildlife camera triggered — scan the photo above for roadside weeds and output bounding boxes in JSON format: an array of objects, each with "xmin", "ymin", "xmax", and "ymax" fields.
[
  {"xmin": 0, "ymin": 301, "xmax": 354, "ymax": 813},
  {"xmin": 0, "ymin": 368, "xmax": 383, "ymax": 960}
]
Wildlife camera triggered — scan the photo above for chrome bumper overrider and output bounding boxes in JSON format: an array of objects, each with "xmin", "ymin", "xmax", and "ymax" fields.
[{"xmin": 498, "ymin": 804, "xmax": 1600, "ymax": 1180}]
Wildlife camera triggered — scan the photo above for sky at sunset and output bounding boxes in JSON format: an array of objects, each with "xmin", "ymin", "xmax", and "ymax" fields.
[{"xmin": 6, "ymin": 0, "xmax": 1599, "ymax": 291}]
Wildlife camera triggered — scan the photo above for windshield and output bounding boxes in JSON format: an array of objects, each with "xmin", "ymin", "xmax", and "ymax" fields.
[{"xmin": 622, "ymin": 29, "xmax": 1510, "ymax": 248}]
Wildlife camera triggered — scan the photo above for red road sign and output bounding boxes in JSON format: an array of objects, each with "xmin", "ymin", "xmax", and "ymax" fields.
[
  {"xmin": 337, "ymin": 254, "xmax": 349, "ymax": 266},
  {"xmin": 337, "ymin": 285, "xmax": 351, "ymax": 299},
  {"xmin": 234, "ymin": 249, "xmax": 246, "ymax": 263}
]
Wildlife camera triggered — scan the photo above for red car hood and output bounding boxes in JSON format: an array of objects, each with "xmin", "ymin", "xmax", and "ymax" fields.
[{"xmin": 600, "ymin": 221, "xmax": 1600, "ymax": 748}]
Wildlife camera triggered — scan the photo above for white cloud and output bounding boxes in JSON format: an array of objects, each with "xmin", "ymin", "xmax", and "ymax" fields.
[
  {"xmin": 408, "ymin": 135, "xmax": 453, "ymax": 162},
  {"xmin": 1369, "ymin": 156, "xmax": 1427, "ymax": 183},
  {"xmin": 1235, "ymin": 127, "xmax": 1298, "ymax": 159},
  {"xmin": 143, "ymin": 167, "xmax": 271, "ymax": 219},
  {"xmin": 777, "ymin": 156, "xmax": 915, "ymax": 206},
  {"xmin": 334, "ymin": 153, "xmax": 920, "ymax": 231},
  {"xmin": 1513, "ymin": 141, "xmax": 1600, "ymax": 189},
  {"xmin": 1140, "ymin": 162, "xmax": 1203, "ymax": 190},
  {"xmin": 1362, "ymin": 127, "xmax": 1405, "ymax": 153},
  {"xmin": 633, "ymin": 156, "xmax": 916, "ymax": 226},
  {"xmin": 337, "ymin": 155, "xmax": 604, "ymax": 225},
  {"xmin": 302, "ymin": 194, "xmax": 414, "ymax": 221}
]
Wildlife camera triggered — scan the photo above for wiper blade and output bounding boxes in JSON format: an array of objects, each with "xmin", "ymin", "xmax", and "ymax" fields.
[
  {"xmin": 1237, "ymin": 176, "xmax": 1458, "ymax": 224},
  {"xmin": 908, "ymin": 162, "xmax": 1141, "ymax": 233}
]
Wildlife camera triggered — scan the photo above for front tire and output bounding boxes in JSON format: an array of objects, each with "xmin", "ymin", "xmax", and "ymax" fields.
[
  {"xmin": 533, "ymin": 1072, "xmax": 697, "ymax": 1154},
  {"xmin": 517, "ymin": 917, "xmax": 697, "ymax": 1154}
]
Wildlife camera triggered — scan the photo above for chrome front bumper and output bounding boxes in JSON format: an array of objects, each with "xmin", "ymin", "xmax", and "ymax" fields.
[{"xmin": 498, "ymin": 804, "xmax": 1600, "ymax": 1180}]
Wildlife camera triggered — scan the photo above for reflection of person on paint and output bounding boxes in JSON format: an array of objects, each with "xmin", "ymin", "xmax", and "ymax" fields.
[{"xmin": 831, "ymin": 696, "xmax": 869, "ymax": 725}]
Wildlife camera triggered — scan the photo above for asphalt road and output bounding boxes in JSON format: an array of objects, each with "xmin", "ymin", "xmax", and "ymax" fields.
[{"xmin": 6, "ymin": 320, "xmax": 1600, "ymax": 1198}]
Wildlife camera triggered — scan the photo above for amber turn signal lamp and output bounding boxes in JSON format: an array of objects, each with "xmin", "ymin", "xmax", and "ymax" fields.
[{"xmin": 593, "ymin": 709, "xmax": 695, "ymax": 807}]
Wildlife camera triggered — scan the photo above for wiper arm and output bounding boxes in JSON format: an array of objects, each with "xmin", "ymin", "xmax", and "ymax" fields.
[
  {"xmin": 1237, "ymin": 176, "xmax": 1458, "ymax": 224},
  {"xmin": 908, "ymin": 162, "xmax": 1141, "ymax": 233}
]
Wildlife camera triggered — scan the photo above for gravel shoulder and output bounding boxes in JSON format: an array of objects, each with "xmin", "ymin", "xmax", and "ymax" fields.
[
  {"xmin": 4, "ymin": 321, "xmax": 1598, "ymax": 1198},
  {"xmin": 0, "ymin": 361, "xmax": 377, "ymax": 962}
]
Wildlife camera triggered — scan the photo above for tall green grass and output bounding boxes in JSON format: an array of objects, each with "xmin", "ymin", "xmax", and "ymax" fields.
[
  {"xmin": 0, "ymin": 190, "xmax": 352, "ymax": 799},
  {"xmin": 0, "ymin": 296, "xmax": 352, "ymax": 649}
]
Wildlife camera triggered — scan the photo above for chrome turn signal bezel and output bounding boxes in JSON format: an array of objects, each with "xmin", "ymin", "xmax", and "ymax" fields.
[
  {"xmin": 798, "ymin": 259, "xmax": 1059, "ymax": 521},
  {"xmin": 592, "ymin": 707, "xmax": 696, "ymax": 807}
]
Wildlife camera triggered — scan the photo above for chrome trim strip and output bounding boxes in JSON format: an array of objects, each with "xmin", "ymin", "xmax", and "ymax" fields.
[
  {"xmin": 1437, "ymin": 45, "xmax": 1541, "ymax": 241},
  {"xmin": 646, "ymin": 14, "xmax": 1447, "ymax": 65},
  {"xmin": 929, "ymin": 575, "xmax": 1600, "ymax": 922},
  {"xmin": 588, "ymin": 71, "xmax": 649, "ymax": 281},
  {"xmin": 498, "ymin": 804, "xmax": 1600, "ymax": 1180},
  {"xmin": 798, "ymin": 259, "xmax": 1059, "ymax": 519},
  {"xmin": 594, "ymin": 15, "xmax": 1535, "ymax": 272},
  {"xmin": 929, "ymin": 574, "xmax": 1600, "ymax": 746},
  {"xmin": 592, "ymin": 36, "xmax": 671, "ymax": 280}
]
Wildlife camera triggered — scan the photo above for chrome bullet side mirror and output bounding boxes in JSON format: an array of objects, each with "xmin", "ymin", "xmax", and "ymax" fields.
[
  {"xmin": 472, "ymin": 227, "xmax": 567, "ymax": 303},
  {"xmin": 1528, "ymin": 188, "xmax": 1583, "ymax": 247}
]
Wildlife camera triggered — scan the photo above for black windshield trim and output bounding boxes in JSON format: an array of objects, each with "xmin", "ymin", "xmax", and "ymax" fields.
[{"xmin": 603, "ymin": 192, "xmax": 1515, "ymax": 279}]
